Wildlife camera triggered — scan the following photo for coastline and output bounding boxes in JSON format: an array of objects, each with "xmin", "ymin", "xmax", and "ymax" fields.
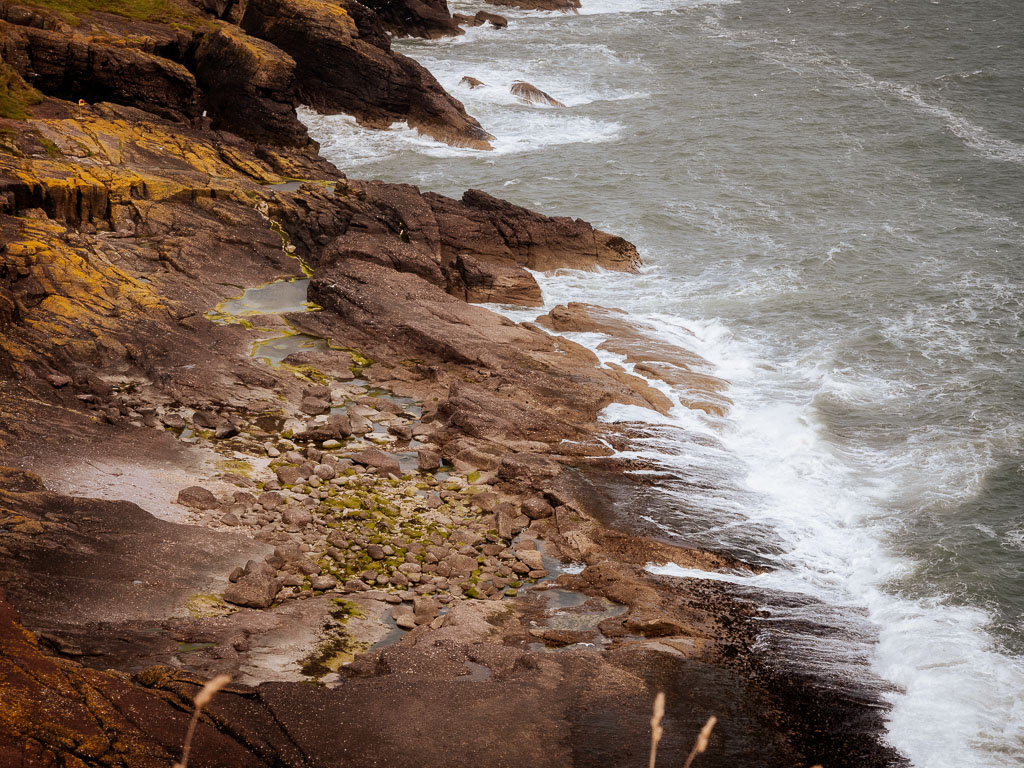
[{"xmin": 0, "ymin": 1, "xmax": 904, "ymax": 765}]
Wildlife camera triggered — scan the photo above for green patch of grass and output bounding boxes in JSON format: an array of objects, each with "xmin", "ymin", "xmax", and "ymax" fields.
[
  {"xmin": 20, "ymin": 0, "xmax": 202, "ymax": 26},
  {"xmin": 0, "ymin": 62, "xmax": 43, "ymax": 120},
  {"xmin": 39, "ymin": 137, "xmax": 61, "ymax": 158}
]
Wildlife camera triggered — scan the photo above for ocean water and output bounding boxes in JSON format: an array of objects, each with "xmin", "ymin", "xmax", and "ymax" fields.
[{"xmin": 299, "ymin": 1, "xmax": 1024, "ymax": 764}]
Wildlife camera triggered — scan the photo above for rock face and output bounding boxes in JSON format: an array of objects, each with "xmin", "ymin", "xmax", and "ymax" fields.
[
  {"xmin": 238, "ymin": 0, "xmax": 493, "ymax": 148},
  {"xmin": 193, "ymin": 24, "xmax": 308, "ymax": 145},
  {"xmin": 0, "ymin": 20, "xmax": 201, "ymax": 122},
  {"xmin": 0, "ymin": 0, "xmax": 490, "ymax": 150},
  {"xmin": 360, "ymin": 0, "xmax": 463, "ymax": 38}
]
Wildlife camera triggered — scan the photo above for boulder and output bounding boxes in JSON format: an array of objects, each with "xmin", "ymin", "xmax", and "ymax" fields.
[
  {"xmin": 192, "ymin": 24, "xmax": 307, "ymax": 145},
  {"xmin": 276, "ymin": 465, "xmax": 303, "ymax": 485},
  {"xmin": 522, "ymin": 496, "xmax": 554, "ymax": 520},
  {"xmin": 360, "ymin": 0, "xmax": 463, "ymax": 39},
  {"xmin": 259, "ymin": 491, "xmax": 285, "ymax": 509},
  {"xmin": 176, "ymin": 486, "xmax": 219, "ymax": 510},
  {"xmin": 310, "ymin": 574, "xmax": 338, "ymax": 591},
  {"xmin": 516, "ymin": 549, "xmax": 544, "ymax": 571},
  {"xmin": 282, "ymin": 508, "xmax": 313, "ymax": 527},
  {"xmin": 417, "ymin": 448, "xmax": 441, "ymax": 472},
  {"xmin": 223, "ymin": 560, "xmax": 281, "ymax": 608},
  {"xmin": 459, "ymin": 76, "xmax": 485, "ymax": 89},
  {"xmin": 350, "ymin": 448, "xmax": 401, "ymax": 476}
]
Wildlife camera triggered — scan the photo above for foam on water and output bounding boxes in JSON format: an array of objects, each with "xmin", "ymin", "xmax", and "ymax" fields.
[
  {"xmin": 512, "ymin": 267, "xmax": 1024, "ymax": 767},
  {"xmin": 298, "ymin": 106, "xmax": 621, "ymax": 168}
]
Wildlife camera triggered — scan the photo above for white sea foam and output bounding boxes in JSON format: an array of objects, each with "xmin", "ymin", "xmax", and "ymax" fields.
[
  {"xmin": 514, "ymin": 265, "xmax": 1024, "ymax": 767},
  {"xmin": 298, "ymin": 105, "xmax": 621, "ymax": 168}
]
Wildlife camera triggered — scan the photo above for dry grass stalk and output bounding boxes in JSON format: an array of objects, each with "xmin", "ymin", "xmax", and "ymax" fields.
[
  {"xmin": 172, "ymin": 674, "xmax": 231, "ymax": 768},
  {"xmin": 681, "ymin": 715, "xmax": 717, "ymax": 768},
  {"xmin": 648, "ymin": 691, "xmax": 666, "ymax": 768}
]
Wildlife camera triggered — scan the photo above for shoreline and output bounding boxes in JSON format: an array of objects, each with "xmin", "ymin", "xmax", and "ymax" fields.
[{"xmin": 0, "ymin": 0, "xmax": 904, "ymax": 765}]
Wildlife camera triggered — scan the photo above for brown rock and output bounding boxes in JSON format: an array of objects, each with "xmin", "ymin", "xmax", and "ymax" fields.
[
  {"xmin": 309, "ymin": 574, "xmax": 338, "ymax": 591},
  {"xmin": 417, "ymin": 448, "xmax": 441, "ymax": 472},
  {"xmin": 276, "ymin": 465, "xmax": 303, "ymax": 485},
  {"xmin": 351, "ymin": 448, "xmax": 401, "ymax": 476},
  {"xmin": 259, "ymin": 491, "xmax": 285, "ymax": 509},
  {"xmin": 238, "ymin": 0, "xmax": 493, "ymax": 148},
  {"xmin": 176, "ymin": 486, "xmax": 219, "ymax": 510},
  {"xmin": 516, "ymin": 549, "xmax": 544, "ymax": 571},
  {"xmin": 510, "ymin": 81, "xmax": 565, "ymax": 108},
  {"xmin": 223, "ymin": 560, "xmax": 281, "ymax": 608},
  {"xmin": 522, "ymin": 496, "xmax": 554, "ymax": 520},
  {"xmin": 282, "ymin": 508, "xmax": 312, "ymax": 527},
  {"xmin": 460, "ymin": 75, "xmax": 485, "ymax": 89}
]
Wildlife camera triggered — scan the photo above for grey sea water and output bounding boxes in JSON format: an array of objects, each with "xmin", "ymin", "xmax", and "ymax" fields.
[{"xmin": 300, "ymin": 1, "xmax": 1024, "ymax": 764}]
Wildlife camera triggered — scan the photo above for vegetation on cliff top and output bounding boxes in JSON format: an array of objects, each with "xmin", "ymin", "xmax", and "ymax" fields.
[
  {"xmin": 0, "ymin": 61, "xmax": 42, "ymax": 120},
  {"xmin": 19, "ymin": 0, "xmax": 202, "ymax": 27}
]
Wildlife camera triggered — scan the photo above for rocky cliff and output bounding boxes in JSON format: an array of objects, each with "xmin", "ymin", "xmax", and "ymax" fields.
[{"xmin": 0, "ymin": 1, "xmax": 904, "ymax": 766}]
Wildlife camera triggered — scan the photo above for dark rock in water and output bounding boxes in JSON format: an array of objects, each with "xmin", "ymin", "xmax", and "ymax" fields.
[
  {"xmin": 224, "ymin": 559, "xmax": 281, "ymax": 608},
  {"xmin": 351, "ymin": 448, "xmax": 401, "ymax": 476},
  {"xmin": 510, "ymin": 80, "xmax": 566, "ymax": 108},
  {"xmin": 475, "ymin": 11, "xmax": 507, "ymax": 29},
  {"xmin": 177, "ymin": 485, "xmax": 219, "ymax": 509},
  {"xmin": 459, "ymin": 75, "xmax": 486, "ymax": 89}
]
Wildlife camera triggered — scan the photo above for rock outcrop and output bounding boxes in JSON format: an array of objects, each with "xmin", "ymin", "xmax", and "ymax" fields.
[
  {"xmin": 0, "ymin": 19, "xmax": 201, "ymax": 122},
  {"xmin": 360, "ymin": 0, "xmax": 463, "ymax": 38},
  {"xmin": 0, "ymin": 0, "xmax": 490, "ymax": 149},
  {"xmin": 238, "ymin": 0, "xmax": 493, "ymax": 147}
]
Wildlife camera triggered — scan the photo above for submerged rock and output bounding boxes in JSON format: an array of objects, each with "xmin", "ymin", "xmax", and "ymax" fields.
[{"xmin": 510, "ymin": 80, "xmax": 566, "ymax": 108}]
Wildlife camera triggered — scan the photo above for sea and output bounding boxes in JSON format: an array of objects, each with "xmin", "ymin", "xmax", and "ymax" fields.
[{"xmin": 297, "ymin": 1, "xmax": 1024, "ymax": 764}]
